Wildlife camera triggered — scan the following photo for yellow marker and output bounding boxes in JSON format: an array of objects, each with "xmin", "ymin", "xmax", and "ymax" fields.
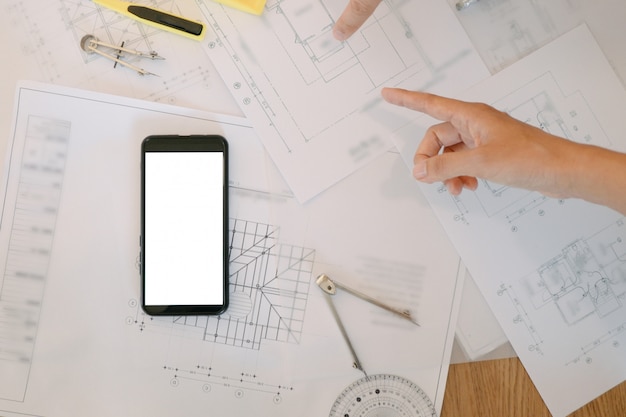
[
  {"xmin": 212, "ymin": 0, "xmax": 266, "ymax": 15},
  {"xmin": 93, "ymin": 0, "xmax": 206, "ymax": 41}
]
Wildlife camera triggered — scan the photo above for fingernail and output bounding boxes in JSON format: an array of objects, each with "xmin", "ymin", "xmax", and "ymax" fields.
[
  {"xmin": 413, "ymin": 160, "xmax": 427, "ymax": 179},
  {"xmin": 333, "ymin": 27, "xmax": 347, "ymax": 41}
]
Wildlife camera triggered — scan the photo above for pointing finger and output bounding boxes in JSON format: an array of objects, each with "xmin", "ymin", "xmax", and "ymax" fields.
[
  {"xmin": 381, "ymin": 87, "xmax": 472, "ymax": 124},
  {"xmin": 333, "ymin": 0, "xmax": 382, "ymax": 41}
]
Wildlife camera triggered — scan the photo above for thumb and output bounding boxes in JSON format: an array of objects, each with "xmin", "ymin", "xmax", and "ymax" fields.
[{"xmin": 413, "ymin": 151, "xmax": 483, "ymax": 184}]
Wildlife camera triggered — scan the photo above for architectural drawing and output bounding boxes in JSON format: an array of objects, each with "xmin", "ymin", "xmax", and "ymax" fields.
[
  {"xmin": 199, "ymin": 0, "xmax": 488, "ymax": 200},
  {"xmin": 496, "ymin": 283, "xmax": 545, "ymax": 355},
  {"xmin": 503, "ymin": 219, "xmax": 626, "ymax": 362},
  {"xmin": 129, "ymin": 219, "xmax": 314, "ymax": 349},
  {"xmin": 126, "ymin": 218, "xmax": 315, "ymax": 398},
  {"xmin": 203, "ymin": 0, "xmax": 433, "ymax": 149}
]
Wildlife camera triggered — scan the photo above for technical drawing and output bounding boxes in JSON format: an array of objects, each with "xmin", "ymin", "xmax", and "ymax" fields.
[
  {"xmin": 499, "ymin": 219, "xmax": 626, "ymax": 361},
  {"xmin": 566, "ymin": 321, "xmax": 626, "ymax": 366},
  {"xmin": 199, "ymin": 0, "xmax": 485, "ymax": 200},
  {"xmin": 129, "ymin": 218, "xmax": 314, "ymax": 349},
  {"xmin": 126, "ymin": 218, "xmax": 315, "ymax": 399},
  {"xmin": 162, "ymin": 362, "xmax": 294, "ymax": 402},
  {"xmin": 201, "ymin": 0, "xmax": 450, "ymax": 148},
  {"xmin": 522, "ymin": 219, "xmax": 626, "ymax": 325},
  {"xmin": 496, "ymin": 283, "xmax": 545, "ymax": 355}
]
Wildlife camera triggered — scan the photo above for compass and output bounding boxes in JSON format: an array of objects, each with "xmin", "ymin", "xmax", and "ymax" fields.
[
  {"xmin": 316, "ymin": 274, "xmax": 438, "ymax": 417},
  {"xmin": 329, "ymin": 374, "xmax": 437, "ymax": 417}
]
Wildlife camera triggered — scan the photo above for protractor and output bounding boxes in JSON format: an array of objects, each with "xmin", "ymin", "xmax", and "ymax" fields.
[{"xmin": 329, "ymin": 374, "xmax": 437, "ymax": 417}]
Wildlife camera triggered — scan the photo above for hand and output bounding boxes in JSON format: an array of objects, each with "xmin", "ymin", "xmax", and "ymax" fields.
[
  {"xmin": 380, "ymin": 87, "xmax": 582, "ymax": 198},
  {"xmin": 333, "ymin": 0, "xmax": 382, "ymax": 41},
  {"xmin": 381, "ymin": 87, "xmax": 626, "ymax": 215}
]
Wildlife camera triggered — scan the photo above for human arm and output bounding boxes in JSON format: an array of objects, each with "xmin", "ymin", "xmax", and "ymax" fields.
[
  {"xmin": 332, "ymin": 0, "xmax": 382, "ymax": 41},
  {"xmin": 381, "ymin": 87, "xmax": 626, "ymax": 216}
]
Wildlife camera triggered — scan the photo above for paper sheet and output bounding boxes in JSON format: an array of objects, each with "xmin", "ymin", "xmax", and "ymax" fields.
[
  {"xmin": 391, "ymin": 25, "xmax": 626, "ymax": 417},
  {"xmin": 449, "ymin": 0, "xmax": 626, "ymax": 85},
  {"xmin": 0, "ymin": 82, "xmax": 463, "ymax": 417},
  {"xmin": 450, "ymin": 0, "xmax": 626, "ymax": 363},
  {"xmin": 198, "ymin": 0, "xmax": 489, "ymax": 202}
]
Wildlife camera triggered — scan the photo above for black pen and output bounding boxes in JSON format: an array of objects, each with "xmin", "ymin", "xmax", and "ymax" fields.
[{"xmin": 94, "ymin": 0, "xmax": 205, "ymax": 41}]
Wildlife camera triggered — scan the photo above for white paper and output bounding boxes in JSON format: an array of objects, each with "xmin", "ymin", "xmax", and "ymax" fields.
[
  {"xmin": 391, "ymin": 25, "xmax": 626, "ymax": 417},
  {"xmin": 198, "ymin": 0, "xmax": 489, "ymax": 202},
  {"xmin": 0, "ymin": 82, "xmax": 463, "ymax": 417},
  {"xmin": 454, "ymin": 270, "xmax": 508, "ymax": 360}
]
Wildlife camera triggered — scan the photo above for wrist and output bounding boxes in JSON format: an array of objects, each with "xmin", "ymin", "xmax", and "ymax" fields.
[{"xmin": 563, "ymin": 142, "xmax": 626, "ymax": 214}]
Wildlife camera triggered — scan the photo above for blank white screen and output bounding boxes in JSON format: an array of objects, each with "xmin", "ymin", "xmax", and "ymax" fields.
[{"xmin": 144, "ymin": 151, "xmax": 224, "ymax": 306}]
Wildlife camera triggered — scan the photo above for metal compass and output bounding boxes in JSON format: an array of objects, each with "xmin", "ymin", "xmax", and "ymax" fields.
[
  {"xmin": 80, "ymin": 34, "xmax": 164, "ymax": 76},
  {"xmin": 316, "ymin": 274, "xmax": 437, "ymax": 417}
]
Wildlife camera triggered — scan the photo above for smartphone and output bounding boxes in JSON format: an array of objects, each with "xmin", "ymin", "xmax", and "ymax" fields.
[{"xmin": 140, "ymin": 135, "xmax": 228, "ymax": 315}]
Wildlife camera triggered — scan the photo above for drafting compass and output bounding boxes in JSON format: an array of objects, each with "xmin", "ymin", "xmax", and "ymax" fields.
[
  {"xmin": 316, "ymin": 273, "xmax": 437, "ymax": 417},
  {"xmin": 80, "ymin": 35, "xmax": 164, "ymax": 76}
]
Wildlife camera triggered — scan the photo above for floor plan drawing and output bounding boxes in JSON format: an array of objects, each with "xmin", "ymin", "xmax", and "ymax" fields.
[
  {"xmin": 199, "ymin": 0, "xmax": 489, "ymax": 201},
  {"xmin": 391, "ymin": 26, "xmax": 626, "ymax": 416},
  {"xmin": 204, "ymin": 0, "xmax": 432, "ymax": 149},
  {"xmin": 497, "ymin": 218, "xmax": 626, "ymax": 363},
  {"xmin": 526, "ymin": 222, "xmax": 626, "ymax": 326}
]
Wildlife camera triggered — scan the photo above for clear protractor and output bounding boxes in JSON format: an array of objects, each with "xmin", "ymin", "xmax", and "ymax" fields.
[{"xmin": 328, "ymin": 374, "xmax": 437, "ymax": 417}]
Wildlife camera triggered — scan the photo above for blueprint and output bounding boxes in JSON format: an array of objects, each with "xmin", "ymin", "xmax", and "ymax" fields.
[
  {"xmin": 0, "ymin": 82, "xmax": 463, "ymax": 417},
  {"xmin": 391, "ymin": 25, "xmax": 626, "ymax": 417},
  {"xmin": 198, "ymin": 0, "xmax": 489, "ymax": 202}
]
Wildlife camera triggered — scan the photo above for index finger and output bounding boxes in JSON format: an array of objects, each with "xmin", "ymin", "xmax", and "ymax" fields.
[
  {"xmin": 381, "ymin": 87, "xmax": 470, "ymax": 124},
  {"xmin": 333, "ymin": 0, "xmax": 382, "ymax": 41}
]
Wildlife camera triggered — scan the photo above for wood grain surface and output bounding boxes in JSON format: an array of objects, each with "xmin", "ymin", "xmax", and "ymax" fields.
[{"xmin": 441, "ymin": 357, "xmax": 626, "ymax": 416}]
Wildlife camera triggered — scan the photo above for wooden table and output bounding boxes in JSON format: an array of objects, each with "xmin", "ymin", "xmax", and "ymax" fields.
[{"xmin": 441, "ymin": 357, "xmax": 626, "ymax": 416}]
